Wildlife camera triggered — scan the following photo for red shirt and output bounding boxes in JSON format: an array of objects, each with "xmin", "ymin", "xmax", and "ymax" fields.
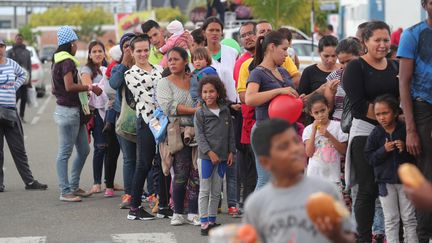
[
  {"xmin": 233, "ymin": 52, "xmax": 253, "ymax": 87},
  {"xmin": 234, "ymin": 51, "xmax": 255, "ymax": 144}
]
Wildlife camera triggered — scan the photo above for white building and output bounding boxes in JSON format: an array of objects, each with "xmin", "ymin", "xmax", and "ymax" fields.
[{"xmin": 339, "ymin": 0, "xmax": 427, "ymax": 37}]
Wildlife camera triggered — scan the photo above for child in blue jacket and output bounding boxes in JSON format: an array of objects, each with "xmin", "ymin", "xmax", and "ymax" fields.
[{"xmin": 364, "ymin": 94, "xmax": 418, "ymax": 243}]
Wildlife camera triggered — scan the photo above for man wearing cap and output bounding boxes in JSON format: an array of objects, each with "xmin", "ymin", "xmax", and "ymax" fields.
[
  {"xmin": 7, "ymin": 33, "xmax": 32, "ymax": 122},
  {"xmin": 0, "ymin": 38, "xmax": 47, "ymax": 192}
]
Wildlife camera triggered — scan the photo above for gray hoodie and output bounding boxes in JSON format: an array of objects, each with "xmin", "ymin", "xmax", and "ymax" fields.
[{"xmin": 194, "ymin": 102, "xmax": 236, "ymax": 161}]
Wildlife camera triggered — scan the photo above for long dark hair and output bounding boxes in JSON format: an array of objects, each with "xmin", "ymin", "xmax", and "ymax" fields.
[
  {"xmin": 252, "ymin": 30, "xmax": 285, "ymax": 69},
  {"xmin": 318, "ymin": 35, "xmax": 338, "ymax": 53},
  {"xmin": 202, "ymin": 16, "xmax": 224, "ymax": 32},
  {"xmin": 197, "ymin": 75, "xmax": 227, "ymax": 103},
  {"xmin": 86, "ymin": 40, "xmax": 105, "ymax": 80},
  {"xmin": 362, "ymin": 21, "xmax": 390, "ymax": 42}
]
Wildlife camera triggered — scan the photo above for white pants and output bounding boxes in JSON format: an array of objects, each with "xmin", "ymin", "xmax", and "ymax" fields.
[{"xmin": 379, "ymin": 184, "xmax": 418, "ymax": 243}]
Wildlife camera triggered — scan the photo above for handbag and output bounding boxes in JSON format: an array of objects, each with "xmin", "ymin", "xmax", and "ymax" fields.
[
  {"xmin": 340, "ymin": 97, "xmax": 352, "ymax": 133},
  {"xmin": 167, "ymin": 118, "xmax": 184, "ymax": 154},
  {"xmin": 115, "ymin": 86, "xmax": 137, "ymax": 143},
  {"xmin": 149, "ymin": 107, "xmax": 169, "ymax": 145},
  {"xmin": 0, "ymin": 107, "xmax": 17, "ymax": 127}
]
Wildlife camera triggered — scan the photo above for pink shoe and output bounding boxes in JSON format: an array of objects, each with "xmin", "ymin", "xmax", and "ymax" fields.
[{"xmin": 104, "ymin": 188, "xmax": 114, "ymax": 197}]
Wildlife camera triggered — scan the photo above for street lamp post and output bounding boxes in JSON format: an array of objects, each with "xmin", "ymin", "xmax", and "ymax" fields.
[{"xmin": 311, "ymin": 0, "xmax": 315, "ymax": 59}]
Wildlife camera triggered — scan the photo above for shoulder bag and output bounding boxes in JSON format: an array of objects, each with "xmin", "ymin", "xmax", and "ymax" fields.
[{"xmin": 115, "ymin": 86, "xmax": 137, "ymax": 143}]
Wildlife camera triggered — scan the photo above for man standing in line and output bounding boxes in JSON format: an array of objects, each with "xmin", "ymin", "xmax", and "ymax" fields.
[
  {"xmin": 398, "ymin": 0, "xmax": 432, "ymax": 242},
  {"xmin": 7, "ymin": 34, "xmax": 32, "ymax": 123}
]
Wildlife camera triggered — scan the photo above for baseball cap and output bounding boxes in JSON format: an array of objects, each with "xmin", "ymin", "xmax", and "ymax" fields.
[{"xmin": 0, "ymin": 39, "xmax": 5, "ymax": 46}]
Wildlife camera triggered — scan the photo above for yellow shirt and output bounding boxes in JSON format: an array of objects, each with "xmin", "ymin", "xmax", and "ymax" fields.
[{"xmin": 237, "ymin": 56, "xmax": 299, "ymax": 93}]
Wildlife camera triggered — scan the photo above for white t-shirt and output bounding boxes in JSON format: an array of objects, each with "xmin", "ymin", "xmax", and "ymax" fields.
[
  {"xmin": 302, "ymin": 120, "xmax": 348, "ymax": 183},
  {"xmin": 209, "ymin": 107, "xmax": 220, "ymax": 117}
]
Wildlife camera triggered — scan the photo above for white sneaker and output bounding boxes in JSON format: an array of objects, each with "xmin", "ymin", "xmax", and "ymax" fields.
[
  {"xmin": 170, "ymin": 213, "xmax": 186, "ymax": 226},
  {"xmin": 187, "ymin": 213, "xmax": 201, "ymax": 226}
]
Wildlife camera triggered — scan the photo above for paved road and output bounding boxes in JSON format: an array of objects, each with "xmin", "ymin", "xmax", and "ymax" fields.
[{"xmin": 0, "ymin": 86, "xmax": 241, "ymax": 243}]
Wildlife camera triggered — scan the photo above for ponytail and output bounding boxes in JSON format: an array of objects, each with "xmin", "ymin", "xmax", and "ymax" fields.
[
  {"xmin": 252, "ymin": 31, "xmax": 285, "ymax": 69},
  {"xmin": 252, "ymin": 36, "xmax": 265, "ymax": 69}
]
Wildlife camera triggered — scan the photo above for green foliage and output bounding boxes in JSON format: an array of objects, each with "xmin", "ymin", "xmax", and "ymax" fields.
[
  {"xmin": 155, "ymin": 7, "xmax": 188, "ymax": 24},
  {"xmin": 242, "ymin": 0, "xmax": 331, "ymax": 35},
  {"xmin": 29, "ymin": 5, "xmax": 112, "ymax": 41},
  {"xmin": 18, "ymin": 25, "xmax": 41, "ymax": 47}
]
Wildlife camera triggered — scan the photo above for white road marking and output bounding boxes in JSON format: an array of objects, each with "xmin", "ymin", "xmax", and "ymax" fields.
[
  {"xmin": 36, "ymin": 94, "xmax": 52, "ymax": 116},
  {"xmin": 30, "ymin": 116, "xmax": 40, "ymax": 125},
  {"xmin": 111, "ymin": 233, "xmax": 177, "ymax": 243},
  {"xmin": 0, "ymin": 236, "xmax": 46, "ymax": 243}
]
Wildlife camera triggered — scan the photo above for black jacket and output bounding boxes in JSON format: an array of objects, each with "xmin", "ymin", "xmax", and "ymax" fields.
[
  {"xmin": 364, "ymin": 121, "xmax": 415, "ymax": 184},
  {"xmin": 7, "ymin": 44, "xmax": 32, "ymax": 81}
]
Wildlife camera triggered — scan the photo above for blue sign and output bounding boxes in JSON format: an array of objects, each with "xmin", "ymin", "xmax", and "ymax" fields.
[{"xmin": 369, "ymin": 0, "xmax": 385, "ymax": 21}]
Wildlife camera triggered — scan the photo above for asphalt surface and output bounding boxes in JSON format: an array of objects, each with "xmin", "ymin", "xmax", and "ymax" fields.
[{"xmin": 0, "ymin": 81, "xmax": 241, "ymax": 243}]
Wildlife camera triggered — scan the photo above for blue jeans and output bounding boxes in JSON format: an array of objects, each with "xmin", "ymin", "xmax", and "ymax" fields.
[
  {"xmin": 226, "ymin": 162, "xmax": 237, "ymax": 208},
  {"xmin": 54, "ymin": 105, "xmax": 90, "ymax": 195},
  {"xmin": 251, "ymin": 123, "xmax": 270, "ymax": 190},
  {"xmin": 92, "ymin": 110, "xmax": 107, "ymax": 184},
  {"xmin": 117, "ymin": 134, "xmax": 136, "ymax": 195}
]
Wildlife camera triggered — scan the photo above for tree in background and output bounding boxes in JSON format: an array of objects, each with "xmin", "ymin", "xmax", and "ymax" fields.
[
  {"xmin": 155, "ymin": 7, "xmax": 188, "ymax": 24},
  {"xmin": 29, "ymin": 5, "xmax": 113, "ymax": 41},
  {"xmin": 242, "ymin": 0, "xmax": 328, "ymax": 35},
  {"xmin": 18, "ymin": 25, "xmax": 41, "ymax": 47}
]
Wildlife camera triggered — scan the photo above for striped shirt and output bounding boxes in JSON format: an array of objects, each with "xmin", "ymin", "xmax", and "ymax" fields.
[
  {"xmin": 0, "ymin": 58, "xmax": 26, "ymax": 107},
  {"xmin": 326, "ymin": 69, "xmax": 345, "ymax": 121}
]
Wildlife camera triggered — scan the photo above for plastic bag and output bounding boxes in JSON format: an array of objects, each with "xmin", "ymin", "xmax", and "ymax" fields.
[{"xmin": 27, "ymin": 86, "xmax": 38, "ymax": 108}]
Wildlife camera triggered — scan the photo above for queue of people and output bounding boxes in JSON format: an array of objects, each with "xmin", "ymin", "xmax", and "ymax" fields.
[{"xmin": 1, "ymin": 1, "xmax": 432, "ymax": 241}]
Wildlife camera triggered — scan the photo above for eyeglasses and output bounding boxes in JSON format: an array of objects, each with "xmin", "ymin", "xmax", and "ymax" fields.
[{"xmin": 240, "ymin": 31, "xmax": 255, "ymax": 39}]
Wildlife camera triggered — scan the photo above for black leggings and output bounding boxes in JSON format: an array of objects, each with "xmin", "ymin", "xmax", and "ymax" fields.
[
  {"xmin": 103, "ymin": 120, "xmax": 120, "ymax": 189},
  {"xmin": 351, "ymin": 136, "xmax": 378, "ymax": 243},
  {"xmin": 131, "ymin": 116, "xmax": 155, "ymax": 208}
]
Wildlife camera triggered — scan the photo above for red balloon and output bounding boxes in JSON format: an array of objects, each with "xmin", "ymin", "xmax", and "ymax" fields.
[{"xmin": 268, "ymin": 95, "xmax": 303, "ymax": 123}]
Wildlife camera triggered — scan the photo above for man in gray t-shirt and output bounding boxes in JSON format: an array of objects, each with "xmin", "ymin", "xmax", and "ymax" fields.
[{"xmin": 244, "ymin": 176, "xmax": 355, "ymax": 243}]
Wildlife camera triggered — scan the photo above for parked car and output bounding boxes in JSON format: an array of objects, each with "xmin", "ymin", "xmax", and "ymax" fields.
[
  {"xmin": 6, "ymin": 45, "xmax": 46, "ymax": 97},
  {"xmin": 281, "ymin": 25, "xmax": 311, "ymax": 40},
  {"xmin": 39, "ymin": 45, "xmax": 56, "ymax": 63},
  {"xmin": 291, "ymin": 39, "xmax": 321, "ymax": 72}
]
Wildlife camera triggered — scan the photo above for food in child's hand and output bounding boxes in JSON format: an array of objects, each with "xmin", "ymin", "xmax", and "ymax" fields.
[
  {"xmin": 233, "ymin": 224, "xmax": 258, "ymax": 243},
  {"xmin": 398, "ymin": 163, "xmax": 426, "ymax": 188},
  {"xmin": 306, "ymin": 192, "xmax": 350, "ymax": 225}
]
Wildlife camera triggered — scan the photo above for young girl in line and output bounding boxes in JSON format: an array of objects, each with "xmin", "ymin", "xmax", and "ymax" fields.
[
  {"xmin": 303, "ymin": 93, "xmax": 348, "ymax": 188},
  {"xmin": 80, "ymin": 40, "xmax": 109, "ymax": 195},
  {"xmin": 364, "ymin": 94, "xmax": 418, "ymax": 243},
  {"xmin": 194, "ymin": 76, "xmax": 235, "ymax": 236}
]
